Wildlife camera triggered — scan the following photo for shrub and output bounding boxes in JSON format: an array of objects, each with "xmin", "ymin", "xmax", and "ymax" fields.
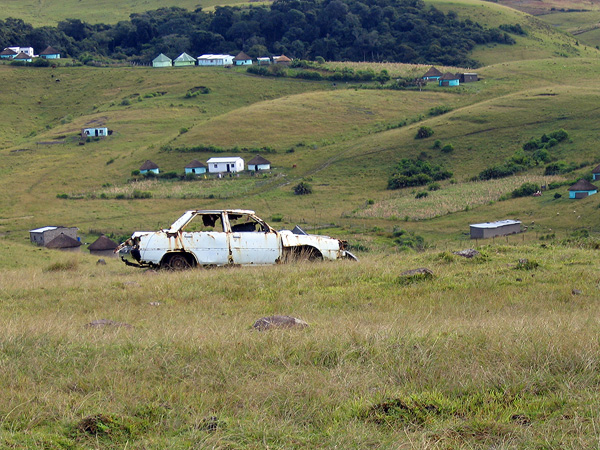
[
  {"xmin": 433, "ymin": 140, "xmax": 442, "ymax": 149},
  {"xmin": 271, "ymin": 214, "xmax": 283, "ymax": 222},
  {"xmin": 132, "ymin": 190, "xmax": 152, "ymax": 199},
  {"xmin": 415, "ymin": 191, "xmax": 428, "ymax": 199},
  {"xmin": 428, "ymin": 182, "xmax": 440, "ymax": 191},
  {"xmin": 121, "ymin": 98, "xmax": 131, "ymax": 106},
  {"xmin": 388, "ymin": 158, "xmax": 452, "ymax": 189},
  {"xmin": 392, "ymin": 228, "xmax": 426, "ymax": 251},
  {"xmin": 56, "ymin": 193, "xmax": 69, "ymax": 199},
  {"xmin": 516, "ymin": 258, "xmax": 539, "ymax": 270},
  {"xmin": 511, "ymin": 182, "xmax": 539, "ymax": 198},
  {"xmin": 554, "ymin": 193, "xmax": 562, "ymax": 199},
  {"xmin": 415, "ymin": 126, "xmax": 434, "ymax": 139},
  {"xmin": 131, "ymin": 170, "xmax": 140, "ymax": 176},
  {"xmin": 441, "ymin": 144, "xmax": 454, "ymax": 153},
  {"xmin": 428, "ymin": 105, "xmax": 452, "ymax": 116},
  {"xmin": 315, "ymin": 56, "xmax": 325, "ymax": 64},
  {"xmin": 293, "ymin": 182, "xmax": 313, "ymax": 195}
]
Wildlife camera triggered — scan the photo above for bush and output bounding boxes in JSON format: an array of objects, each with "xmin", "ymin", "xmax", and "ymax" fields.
[
  {"xmin": 388, "ymin": 158, "xmax": 452, "ymax": 190},
  {"xmin": 428, "ymin": 182, "xmax": 440, "ymax": 191},
  {"xmin": 554, "ymin": 193, "xmax": 562, "ymax": 199},
  {"xmin": 271, "ymin": 214, "xmax": 283, "ymax": 222},
  {"xmin": 415, "ymin": 191, "xmax": 428, "ymax": 199},
  {"xmin": 121, "ymin": 98, "xmax": 131, "ymax": 106},
  {"xmin": 415, "ymin": 126, "xmax": 434, "ymax": 139},
  {"xmin": 132, "ymin": 190, "xmax": 152, "ymax": 199},
  {"xmin": 433, "ymin": 140, "xmax": 442, "ymax": 149},
  {"xmin": 428, "ymin": 105, "xmax": 452, "ymax": 116},
  {"xmin": 293, "ymin": 182, "xmax": 313, "ymax": 195},
  {"xmin": 392, "ymin": 228, "xmax": 426, "ymax": 251},
  {"xmin": 441, "ymin": 144, "xmax": 454, "ymax": 153},
  {"xmin": 511, "ymin": 182, "xmax": 539, "ymax": 198}
]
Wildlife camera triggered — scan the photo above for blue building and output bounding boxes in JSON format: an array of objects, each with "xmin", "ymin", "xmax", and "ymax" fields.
[
  {"xmin": 592, "ymin": 164, "xmax": 600, "ymax": 181},
  {"xmin": 233, "ymin": 51, "xmax": 252, "ymax": 65},
  {"xmin": 140, "ymin": 160, "xmax": 159, "ymax": 175},
  {"xmin": 422, "ymin": 66, "xmax": 443, "ymax": 82},
  {"xmin": 568, "ymin": 179, "xmax": 598, "ymax": 199},
  {"xmin": 40, "ymin": 46, "xmax": 60, "ymax": 59},
  {"xmin": 185, "ymin": 160, "xmax": 207, "ymax": 175},
  {"xmin": 439, "ymin": 72, "xmax": 460, "ymax": 87}
]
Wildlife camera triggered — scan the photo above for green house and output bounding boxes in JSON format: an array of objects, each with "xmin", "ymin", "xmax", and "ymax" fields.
[
  {"xmin": 152, "ymin": 53, "xmax": 172, "ymax": 68},
  {"xmin": 174, "ymin": 52, "xmax": 196, "ymax": 67}
]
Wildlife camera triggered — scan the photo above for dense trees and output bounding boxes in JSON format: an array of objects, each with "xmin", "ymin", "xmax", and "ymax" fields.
[{"xmin": 0, "ymin": 0, "xmax": 516, "ymax": 66}]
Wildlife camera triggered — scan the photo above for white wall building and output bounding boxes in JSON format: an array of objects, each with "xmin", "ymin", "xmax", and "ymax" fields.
[
  {"xmin": 197, "ymin": 54, "xmax": 234, "ymax": 66},
  {"xmin": 8, "ymin": 47, "xmax": 34, "ymax": 57},
  {"xmin": 207, "ymin": 157, "xmax": 244, "ymax": 173}
]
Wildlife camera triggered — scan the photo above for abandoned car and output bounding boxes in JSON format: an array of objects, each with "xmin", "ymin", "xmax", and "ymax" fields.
[{"xmin": 115, "ymin": 209, "xmax": 357, "ymax": 269}]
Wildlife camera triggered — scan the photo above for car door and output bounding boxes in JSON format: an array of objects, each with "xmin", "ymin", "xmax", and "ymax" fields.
[
  {"xmin": 226, "ymin": 213, "xmax": 280, "ymax": 264},
  {"xmin": 179, "ymin": 212, "xmax": 230, "ymax": 265}
]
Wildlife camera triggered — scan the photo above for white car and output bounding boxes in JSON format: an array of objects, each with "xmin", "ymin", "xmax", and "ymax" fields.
[{"xmin": 116, "ymin": 209, "xmax": 357, "ymax": 269}]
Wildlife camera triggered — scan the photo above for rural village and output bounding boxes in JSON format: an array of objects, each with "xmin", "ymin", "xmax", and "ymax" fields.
[{"xmin": 2, "ymin": 0, "xmax": 600, "ymax": 448}]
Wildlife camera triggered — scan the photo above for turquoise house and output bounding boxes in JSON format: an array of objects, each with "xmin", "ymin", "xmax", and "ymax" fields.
[
  {"xmin": 152, "ymin": 53, "xmax": 172, "ymax": 67},
  {"xmin": 140, "ymin": 160, "xmax": 159, "ymax": 175},
  {"xmin": 568, "ymin": 179, "xmax": 598, "ymax": 199},
  {"xmin": 14, "ymin": 52, "xmax": 32, "ymax": 62},
  {"xmin": 185, "ymin": 160, "xmax": 207, "ymax": 175},
  {"xmin": 247, "ymin": 155, "xmax": 271, "ymax": 171},
  {"xmin": 233, "ymin": 51, "xmax": 252, "ymax": 65},
  {"xmin": 422, "ymin": 66, "xmax": 443, "ymax": 81},
  {"xmin": 174, "ymin": 52, "xmax": 196, "ymax": 67},
  {"xmin": 40, "ymin": 46, "xmax": 60, "ymax": 59},
  {"xmin": 439, "ymin": 72, "xmax": 459, "ymax": 87},
  {"xmin": 0, "ymin": 48, "xmax": 16, "ymax": 59},
  {"xmin": 592, "ymin": 164, "xmax": 600, "ymax": 181}
]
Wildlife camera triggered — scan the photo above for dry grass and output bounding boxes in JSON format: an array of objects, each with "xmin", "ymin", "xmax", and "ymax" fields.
[
  {"xmin": 1, "ymin": 242, "xmax": 600, "ymax": 448},
  {"xmin": 356, "ymin": 175, "xmax": 565, "ymax": 220}
]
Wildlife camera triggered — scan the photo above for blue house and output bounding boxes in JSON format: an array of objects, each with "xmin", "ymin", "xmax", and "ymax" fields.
[
  {"xmin": 247, "ymin": 155, "xmax": 271, "ymax": 171},
  {"xmin": 233, "ymin": 51, "xmax": 252, "ymax": 65},
  {"xmin": 439, "ymin": 72, "xmax": 460, "ymax": 87},
  {"xmin": 14, "ymin": 52, "xmax": 32, "ymax": 63},
  {"xmin": 568, "ymin": 179, "xmax": 598, "ymax": 199},
  {"xmin": 592, "ymin": 164, "xmax": 600, "ymax": 181},
  {"xmin": 83, "ymin": 127, "xmax": 108, "ymax": 137},
  {"xmin": 185, "ymin": 160, "xmax": 207, "ymax": 175},
  {"xmin": 422, "ymin": 66, "xmax": 443, "ymax": 81},
  {"xmin": 0, "ymin": 48, "xmax": 16, "ymax": 59},
  {"xmin": 140, "ymin": 160, "xmax": 159, "ymax": 175},
  {"xmin": 40, "ymin": 46, "xmax": 60, "ymax": 59}
]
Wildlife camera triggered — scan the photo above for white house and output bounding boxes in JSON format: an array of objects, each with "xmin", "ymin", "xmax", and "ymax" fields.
[
  {"xmin": 83, "ymin": 127, "xmax": 108, "ymax": 137},
  {"xmin": 207, "ymin": 157, "xmax": 244, "ymax": 173},
  {"xmin": 197, "ymin": 54, "xmax": 234, "ymax": 66},
  {"xmin": 8, "ymin": 46, "xmax": 34, "ymax": 57}
]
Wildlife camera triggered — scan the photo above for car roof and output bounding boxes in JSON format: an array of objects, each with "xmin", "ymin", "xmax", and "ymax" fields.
[{"xmin": 187, "ymin": 209, "xmax": 256, "ymax": 215}]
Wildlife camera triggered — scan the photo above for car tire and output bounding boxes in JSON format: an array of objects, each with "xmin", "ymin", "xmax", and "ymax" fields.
[{"xmin": 165, "ymin": 253, "xmax": 193, "ymax": 270}]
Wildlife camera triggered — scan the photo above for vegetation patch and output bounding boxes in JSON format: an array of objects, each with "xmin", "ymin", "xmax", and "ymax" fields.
[{"xmin": 388, "ymin": 158, "xmax": 452, "ymax": 190}]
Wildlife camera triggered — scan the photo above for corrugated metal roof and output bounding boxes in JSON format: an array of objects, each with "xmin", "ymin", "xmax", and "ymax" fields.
[
  {"xmin": 470, "ymin": 220, "xmax": 521, "ymax": 229},
  {"xmin": 207, "ymin": 157, "xmax": 244, "ymax": 163},
  {"xmin": 30, "ymin": 226, "xmax": 58, "ymax": 233}
]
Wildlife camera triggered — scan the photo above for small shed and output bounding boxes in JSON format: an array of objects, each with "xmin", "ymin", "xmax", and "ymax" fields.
[
  {"xmin": 568, "ymin": 179, "xmax": 598, "ymax": 199},
  {"xmin": 592, "ymin": 164, "xmax": 600, "ymax": 181},
  {"xmin": 274, "ymin": 55, "xmax": 291, "ymax": 65},
  {"xmin": 152, "ymin": 53, "xmax": 172, "ymax": 67},
  {"xmin": 88, "ymin": 235, "xmax": 118, "ymax": 257},
  {"xmin": 458, "ymin": 72, "xmax": 478, "ymax": 83},
  {"xmin": 140, "ymin": 160, "xmax": 159, "ymax": 174},
  {"xmin": 45, "ymin": 233, "xmax": 82, "ymax": 251},
  {"xmin": 173, "ymin": 52, "xmax": 196, "ymax": 67},
  {"xmin": 470, "ymin": 220, "xmax": 521, "ymax": 239},
  {"xmin": 0, "ymin": 48, "xmax": 17, "ymax": 59},
  {"xmin": 233, "ymin": 51, "xmax": 253, "ymax": 65},
  {"xmin": 247, "ymin": 155, "xmax": 271, "ymax": 171},
  {"xmin": 30, "ymin": 226, "xmax": 78, "ymax": 246},
  {"xmin": 185, "ymin": 160, "xmax": 207, "ymax": 175},
  {"xmin": 257, "ymin": 57, "xmax": 271, "ymax": 65},
  {"xmin": 439, "ymin": 72, "xmax": 460, "ymax": 87},
  {"xmin": 422, "ymin": 66, "xmax": 443, "ymax": 81},
  {"xmin": 40, "ymin": 46, "xmax": 60, "ymax": 59},
  {"xmin": 83, "ymin": 127, "xmax": 108, "ymax": 137},
  {"xmin": 197, "ymin": 54, "xmax": 234, "ymax": 66},
  {"xmin": 207, "ymin": 157, "xmax": 244, "ymax": 173},
  {"xmin": 14, "ymin": 52, "xmax": 32, "ymax": 62}
]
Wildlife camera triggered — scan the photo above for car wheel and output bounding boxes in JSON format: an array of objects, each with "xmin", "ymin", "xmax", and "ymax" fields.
[{"xmin": 167, "ymin": 253, "xmax": 192, "ymax": 270}]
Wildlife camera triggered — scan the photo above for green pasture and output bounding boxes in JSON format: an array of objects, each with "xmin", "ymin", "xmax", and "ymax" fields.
[
  {"xmin": 537, "ymin": 11, "xmax": 600, "ymax": 47},
  {"xmin": 0, "ymin": 0, "xmax": 272, "ymax": 26}
]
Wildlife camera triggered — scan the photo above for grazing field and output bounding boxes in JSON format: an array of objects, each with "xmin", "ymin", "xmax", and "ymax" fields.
[{"xmin": 2, "ymin": 242, "xmax": 600, "ymax": 449}]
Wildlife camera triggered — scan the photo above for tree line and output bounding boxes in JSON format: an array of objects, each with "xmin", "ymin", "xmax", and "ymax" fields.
[{"xmin": 0, "ymin": 0, "xmax": 517, "ymax": 67}]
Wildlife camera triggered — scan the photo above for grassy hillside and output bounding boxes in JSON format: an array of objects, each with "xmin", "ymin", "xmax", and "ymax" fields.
[{"xmin": 0, "ymin": 0, "xmax": 272, "ymax": 26}]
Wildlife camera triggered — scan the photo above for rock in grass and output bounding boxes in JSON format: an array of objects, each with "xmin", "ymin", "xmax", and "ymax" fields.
[
  {"xmin": 572, "ymin": 289, "xmax": 583, "ymax": 295},
  {"xmin": 253, "ymin": 315, "xmax": 308, "ymax": 331},
  {"xmin": 85, "ymin": 319, "xmax": 132, "ymax": 328},
  {"xmin": 453, "ymin": 249, "xmax": 480, "ymax": 258},
  {"xmin": 96, "ymin": 259, "xmax": 106, "ymax": 265}
]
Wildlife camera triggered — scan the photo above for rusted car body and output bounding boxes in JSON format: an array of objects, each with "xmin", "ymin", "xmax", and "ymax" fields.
[{"xmin": 115, "ymin": 209, "xmax": 357, "ymax": 269}]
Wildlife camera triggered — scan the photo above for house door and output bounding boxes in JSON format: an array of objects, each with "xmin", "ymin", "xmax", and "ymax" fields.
[{"xmin": 226, "ymin": 164, "xmax": 231, "ymax": 173}]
